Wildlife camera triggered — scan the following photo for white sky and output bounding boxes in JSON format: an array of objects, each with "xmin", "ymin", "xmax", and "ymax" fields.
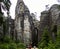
[{"xmin": 10, "ymin": 0, "xmax": 59, "ymax": 20}]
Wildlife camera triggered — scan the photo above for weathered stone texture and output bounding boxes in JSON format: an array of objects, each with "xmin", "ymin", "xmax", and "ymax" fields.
[
  {"xmin": 15, "ymin": 0, "xmax": 32, "ymax": 45},
  {"xmin": 38, "ymin": 4, "xmax": 60, "ymax": 42}
]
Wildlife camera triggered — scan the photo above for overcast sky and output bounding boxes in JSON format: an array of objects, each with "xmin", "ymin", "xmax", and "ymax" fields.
[{"xmin": 10, "ymin": 0, "xmax": 59, "ymax": 20}]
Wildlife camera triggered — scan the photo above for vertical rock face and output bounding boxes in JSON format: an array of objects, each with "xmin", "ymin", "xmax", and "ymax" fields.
[
  {"xmin": 24, "ymin": 15, "xmax": 31, "ymax": 45},
  {"xmin": 15, "ymin": 0, "xmax": 32, "ymax": 45},
  {"xmin": 50, "ymin": 4, "xmax": 60, "ymax": 25},
  {"xmin": 0, "ymin": 14, "xmax": 15, "ymax": 41},
  {"xmin": 31, "ymin": 13, "xmax": 39, "ymax": 46},
  {"xmin": 39, "ymin": 4, "xmax": 60, "ymax": 42},
  {"xmin": 5, "ymin": 16, "xmax": 15, "ymax": 39},
  {"xmin": 23, "ymin": 6, "xmax": 31, "ymax": 45},
  {"xmin": 38, "ymin": 11, "xmax": 50, "ymax": 41},
  {"xmin": 49, "ymin": 4, "xmax": 60, "ymax": 40},
  {"xmin": 0, "ymin": 24, "xmax": 3, "ymax": 38},
  {"xmin": 15, "ymin": 0, "xmax": 24, "ymax": 41}
]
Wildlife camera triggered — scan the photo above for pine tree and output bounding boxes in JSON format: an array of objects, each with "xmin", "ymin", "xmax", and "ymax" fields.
[
  {"xmin": 38, "ymin": 27, "xmax": 50, "ymax": 49},
  {"xmin": 48, "ymin": 40, "xmax": 56, "ymax": 49},
  {"xmin": 56, "ymin": 25, "xmax": 60, "ymax": 49}
]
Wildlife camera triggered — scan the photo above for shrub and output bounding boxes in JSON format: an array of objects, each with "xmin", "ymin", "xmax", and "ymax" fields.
[
  {"xmin": 3, "ymin": 36, "xmax": 12, "ymax": 43},
  {"xmin": 17, "ymin": 43, "xmax": 26, "ymax": 49},
  {"xmin": 38, "ymin": 27, "xmax": 50, "ymax": 49},
  {"xmin": 48, "ymin": 40, "xmax": 56, "ymax": 49},
  {"xmin": 0, "ymin": 44, "xmax": 9, "ymax": 49},
  {"xmin": 9, "ymin": 43, "xmax": 17, "ymax": 49}
]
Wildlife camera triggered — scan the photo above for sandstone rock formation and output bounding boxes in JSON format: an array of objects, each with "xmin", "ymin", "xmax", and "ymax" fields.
[
  {"xmin": 15, "ymin": 0, "xmax": 32, "ymax": 46},
  {"xmin": 38, "ymin": 4, "xmax": 60, "ymax": 41}
]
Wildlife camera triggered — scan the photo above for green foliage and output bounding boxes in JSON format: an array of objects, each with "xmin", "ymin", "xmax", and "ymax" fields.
[
  {"xmin": 0, "ymin": 44, "xmax": 9, "ymax": 49},
  {"xmin": 0, "ymin": 42, "xmax": 26, "ymax": 49},
  {"xmin": 56, "ymin": 26, "xmax": 60, "ymax": 49},
  {"xmin": 17, "ymin": 43, "xmax": 26, "ymax": 49},
  {"xmin": 9, "ymin": 43, "xmax": 17, "ymax": 49},
  {"xmin": 38, "ymin": 26, "xmax": 60, "ymax": 49},
  {"xmin": 48, "ymin": 40, "xmax": 56, "ymax": 49},
  {"xmin": 0, "ymin": 35, "xmax": 26, "ymax": 49},
  {"xmin": 15, "ymin": 39, "xmax": 21, "ymax": 43},
  {"xmin": 38, "ymin": 27, "xmax": 50, "ymax": 49},
  {"xmin": 3, "ymin": 36, "xmax": 13, "ymax": 43},
  {"xmin": 43, "ymin": 47, "xmax": 48, "ymax": 49},
  {"xmin": 0, "ymin": 36, "xmax": 11, "ymax": 43}
]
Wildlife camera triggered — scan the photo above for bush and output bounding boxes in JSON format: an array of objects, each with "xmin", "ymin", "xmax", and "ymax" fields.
[
  {"xmin": 38, "ymin": 27, "xmax": 50, "ymax": 49},
  {"xmin": 43, "ymin": 47, "xmax": 48, "ymax": 49},
  {"xmin": 0, "ymin": 44, "xmax": 9, "ymax": 49},
  {"xmin": 48, "ymin": 40, "xmax": 56, "ymax": 49},
  {"xmin": 17, "ymin": 43, "xmax": 26, "ymax": 49},
  {"xmin": 3, "ymin": 36, "xmax": 12, "ymax": 43},
  {"xmin": 15, "ymin": 39, "xmax": 20, "ymax": 43},
  {"xmin": 9, "ymin": 43, "xmax": 17, "ymax": 49}
]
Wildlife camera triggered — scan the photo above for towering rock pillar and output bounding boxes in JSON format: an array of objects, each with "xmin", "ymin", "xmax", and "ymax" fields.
[
  {"xmin": 38, "ymin": 11, "xmax": 50, "ymax": 41},
  {"xmin": 23, "ymin": 6, "xmax": 31, "ymax": 46},
  {"xmin": 15, "ymin": 0, "xmax": 32, "ymax": 45},
  {"xmin": 15, "ymin": 0, "xmax": 24, "ymax": 41}
]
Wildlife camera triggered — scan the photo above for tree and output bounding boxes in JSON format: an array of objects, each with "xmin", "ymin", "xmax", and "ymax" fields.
[
  {"xmin": 38, "ymin": 27, "xmax": 50, "ymax": 49},
  {"xmin": 0, "ymin": 0, "xmax": 11, "ymax": 12},
  {"xmin": 56, "ymin": 25, "xmax": 60, "ymax": 49},
  {"xmin": 45, "ymin": 4, "xmax": 49, "ymax": 10},
  {"xmin": 0, "ymin": 0, "xmax": 11, "ymax": 25},
  {"xmin": 48, "ymin": 40, "xmax": 56, "ymax": 49}
]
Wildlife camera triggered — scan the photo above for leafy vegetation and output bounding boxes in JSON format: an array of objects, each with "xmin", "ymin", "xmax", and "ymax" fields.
[
  {"xmin": 0, "ymin": 36, "xmax": 26, "ymax": 49},
  {"xmin": 9, "ymin": 43, "xmax": 17, "ymax": 49},
  {"xmin": 38, "ymin": 27, "xmax": 50, "ymax": 49},
  {"xmin": 0, "ymin": 0, "xmax": 26, "ymax": 49},
  {"xmin": 17, "ymin": 43, "xmax": 26, "ymax": 49},
  {"xmin": 38, "ymin": 26, "xmax": 60, "ymax": 49}
]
